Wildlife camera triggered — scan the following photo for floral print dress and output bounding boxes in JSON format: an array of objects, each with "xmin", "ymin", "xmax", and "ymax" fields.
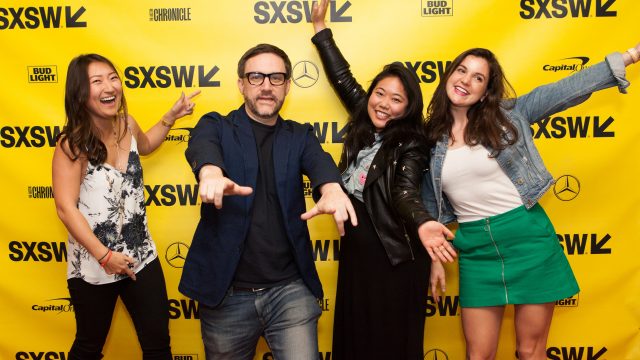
[{"xmin": 66, "ymin": 133, "xmax": 157, "ymax": 284}]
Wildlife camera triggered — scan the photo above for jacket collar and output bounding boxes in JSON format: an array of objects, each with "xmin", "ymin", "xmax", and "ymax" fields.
[{"xmin": 233, "ymin": 103, "xmax": 293, "ymax": 202}]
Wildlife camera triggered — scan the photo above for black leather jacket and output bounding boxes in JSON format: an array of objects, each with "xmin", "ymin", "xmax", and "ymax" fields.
[{"xmin": 312, "ymin": 28, "xmax": 435, "ymax": 266}]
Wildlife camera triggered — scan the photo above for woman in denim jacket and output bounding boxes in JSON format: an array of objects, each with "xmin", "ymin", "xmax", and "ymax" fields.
[{"xmin": 423, "ymin": 45, "xmax": 639, "ymax": 359}]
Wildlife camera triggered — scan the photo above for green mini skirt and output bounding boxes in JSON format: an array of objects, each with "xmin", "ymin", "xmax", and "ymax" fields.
[{"xmin": 455, "ymin": 204, "xmax": 579, "ymax": 307}]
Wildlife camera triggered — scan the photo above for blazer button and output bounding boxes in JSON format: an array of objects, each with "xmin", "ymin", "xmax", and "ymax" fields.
[{"xmin": 192, "ymin": 160, "xmax": 197, "ymax": 170}]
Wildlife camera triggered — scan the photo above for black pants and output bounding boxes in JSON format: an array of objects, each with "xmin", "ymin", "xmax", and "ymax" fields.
[{"xmin": 67, "ymin": 258, "xmax": 171, "ymax": 360}]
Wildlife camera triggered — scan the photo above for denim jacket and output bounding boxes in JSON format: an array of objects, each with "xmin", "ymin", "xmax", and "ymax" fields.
[{"xmin": 422, "ymin": 53, "xmax": 629, "ymax": 224}]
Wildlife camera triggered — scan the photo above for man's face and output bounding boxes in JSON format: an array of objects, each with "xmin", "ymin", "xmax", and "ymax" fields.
[{"xmin": 238, "ymin": 52, "xmax": 290, "ymax": 125}]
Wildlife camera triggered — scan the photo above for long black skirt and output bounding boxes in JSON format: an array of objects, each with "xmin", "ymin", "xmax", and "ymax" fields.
[{"xmin": 332, "ymin": 197, "xmax": 430, "ymax": 360}]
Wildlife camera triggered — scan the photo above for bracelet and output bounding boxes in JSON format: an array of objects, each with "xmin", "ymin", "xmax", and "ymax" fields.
[
  {"xmin": 99, "ymin": 249, "xmax": 113, "ymax": 267},
  {"xmin": 161, "ymin": 118, "xmax": 174, "ymax": 128},
  {"xmin": 97, "ymin": 248, "xmax": 110, "ymax": 262},
  {"xmin": 627, "ymin": 47, "xmax": 640, "ymax": 63}
]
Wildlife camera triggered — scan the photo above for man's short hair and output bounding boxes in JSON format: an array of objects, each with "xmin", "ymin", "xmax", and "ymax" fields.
[{"xmin": 237, "ymin": 44, "xmax": 292, "ymax": 80}]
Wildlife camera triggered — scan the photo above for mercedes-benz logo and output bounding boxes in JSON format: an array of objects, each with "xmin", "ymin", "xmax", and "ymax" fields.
[
  {"xmin": 292, "ymin": 60, "xmax": 319, "ymax": 88},
  {"xmin": 165, "ymin": 242, "xmax": 190, "ymax": 268},
  {"xmin": 424, "ymin": 349, "xmax": 449, "ymax": 360},
  {"xmin": 553, "ymin": 174, "xmax": 580, "ymax": 201}
]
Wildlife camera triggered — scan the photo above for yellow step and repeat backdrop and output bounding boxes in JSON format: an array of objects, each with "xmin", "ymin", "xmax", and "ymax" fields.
[{"xmin": 1, "ymin": 1, "xmax": 639, "ymax": 359}]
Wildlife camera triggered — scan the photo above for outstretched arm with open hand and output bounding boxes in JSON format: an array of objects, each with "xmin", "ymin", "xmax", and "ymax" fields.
[
  {"xmin": 418, "ymin": 220, "xmax": 457, "ymax": 263},
  {"xmin": 300, "ymin": 182, "xmax": 357, "ymax": 236}
]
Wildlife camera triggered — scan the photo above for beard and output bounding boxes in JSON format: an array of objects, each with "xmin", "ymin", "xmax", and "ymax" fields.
[{"xmin": 244, "ymin": 92, "xmax": 284, "ymax": 123}]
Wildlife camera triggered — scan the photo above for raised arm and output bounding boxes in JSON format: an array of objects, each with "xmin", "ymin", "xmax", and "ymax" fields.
[
  {"xmin": 514, "ymin": 44, "xmax": 639, "ymax": 124},
  {"xmin": 311, "ymin": 0, "xmax": 366, "ymax": 114},
  {"xmin": 134, "ymin": 90, "xmax": 200, "ymax": 155}
]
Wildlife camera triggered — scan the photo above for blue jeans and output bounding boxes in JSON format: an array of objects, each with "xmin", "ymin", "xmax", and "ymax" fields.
[{"xmin": 200, "ymin": 279, "xmax": 322, "ymax": 360}]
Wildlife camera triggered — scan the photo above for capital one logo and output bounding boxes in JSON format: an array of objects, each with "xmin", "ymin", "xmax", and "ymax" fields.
[
  {"xmin": 542, "ymin": 57, "xmax": 590, "ymax": 73},
  {"xmin": 165, "ymin": 127, "xmax": 193, "ymax": 144},
  {"xmin": 165, "ymin": 242, "xmax": 189, "ymax": 268},
  {"xmin": 292, "ymin": 61, "xmax": 319, "ymax": 88},
  {"xmin": 553, "ymin": 175, "xmax": 580, "ymax": 201}
]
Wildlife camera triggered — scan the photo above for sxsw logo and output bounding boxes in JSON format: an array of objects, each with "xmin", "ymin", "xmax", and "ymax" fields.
[
  {"xmin": 0, "ymin": 125, "xmax": 61, "ymax": 148},
  {"xmin": 15, "ymin": 352, "xmax": 70, "ymax": 360},
  {"xmin": 546, "ymin": 346, "xmax": 607, "ymax": 360},
  {"xmin": 8, "ymin": 241, "xmax": 67, "ymax": 262},
  {"xmin": 124, "ymin": 65, "xmax": 220, "ymax": 88},
  {"xmin": 312, "ymin": 239, "xmax": 340, "ymax": 261},
  {"xmin": 144, "ymin": 184, "xmax": 199, "ymax": 206},
  {"xmin": 306, "ymin": 121, "xmax": 347, "ymax": 144},
  {"xmin": 28, "ymin": 66, "xmax": 58, "ymax": 83},
  {"xmin": 531, "ymin": 115, "xmax": 614, "ymax": 139},
  {"xmin": 395, "ymin": 60, "xmax": 452, "ymax": 84},
  {"xmin": 557, "ymin": 233, "xmax": 612, "ymax": 255},
  {"xmin": 0, "ymin": 6, "xmax": 86, "ymax": 30},
  {"xmin": 425, "ymin": 295, "xmax": 460, "ymax": 317},
  {"xmin": 422, "ymin": 0, "xmax": 453, "ymax": 17},
  {"xmin": 168, "ymin": 298, "xmax": 200, "ymax": 319},
  {"xmin": 254, "ymin": 0, "xmax": 352, "ymax": 24},
  {"xmin": 520, "ymin": 0, "xmax": 616, "ymax": 19}
]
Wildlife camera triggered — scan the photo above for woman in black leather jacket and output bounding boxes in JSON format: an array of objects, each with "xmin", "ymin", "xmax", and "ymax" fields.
[{"xmin": 310, "ymin": 1, "xmax": 457, "ymax": 358}]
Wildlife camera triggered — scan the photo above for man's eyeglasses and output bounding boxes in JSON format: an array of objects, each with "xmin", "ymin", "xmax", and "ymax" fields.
[{"xmin": 244, "ymin": 72, "xmax": 287, "ymax": 86}]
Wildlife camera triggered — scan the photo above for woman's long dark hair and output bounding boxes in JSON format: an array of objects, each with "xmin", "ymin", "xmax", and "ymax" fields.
[
  {"xmin": 343, "ymin": 63, "xmax": 425, "ymax": 166},
  {"xmin": 58, "ymin": 54, "xmax": 128, "ymax": 165},
  {"xmin": 425, "ymin": 48, "xmax": 518, "ymax": 155}
]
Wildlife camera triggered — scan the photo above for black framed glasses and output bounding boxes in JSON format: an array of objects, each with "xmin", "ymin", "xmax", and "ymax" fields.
[{"xmin": 244, "ymin": 72, "xmax": 287, "ymax": 86}]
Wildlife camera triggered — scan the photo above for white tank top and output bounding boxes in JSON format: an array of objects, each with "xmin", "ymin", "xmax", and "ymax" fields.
[
  {"xmin": 441, "ymin": 145, "xmax": 523, "ymax": 223},
  {"xmin": 66, "ymin": 134, "xmax": 157, "ymax": 284}
]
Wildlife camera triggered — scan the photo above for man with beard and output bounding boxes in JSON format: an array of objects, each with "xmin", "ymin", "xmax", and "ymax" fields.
[{"xmin": 179, "ymin": 43, "xmax": 357, "ymax": 360}]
